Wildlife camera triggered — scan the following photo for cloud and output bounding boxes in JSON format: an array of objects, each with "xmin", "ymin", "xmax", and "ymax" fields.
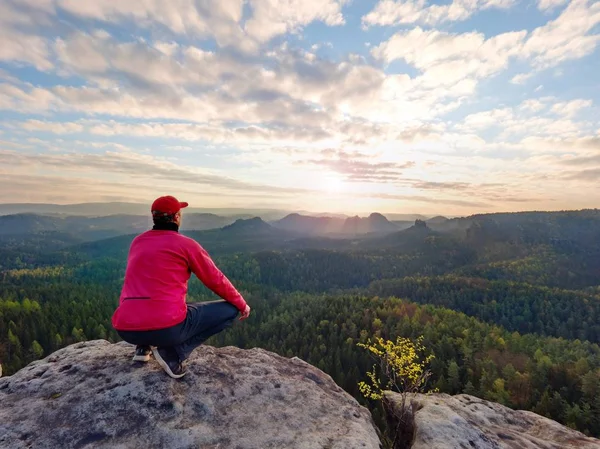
[
  {"xmin": 57, "ymin": 0, "xmax": 252, "ymax": 50},
  {"xmin": 372, "ymin": 27, "xmax": 526, "ymax": 90},
  {"xmin": 510, "ymin": 73, "xmax": 534, "ymax": 84},
  {"xmin": 563, "ymin": 168, "xmax": 600, "ymax": 181},
  {"xmin": 408, "ymin": 181, "xmax": 474, "ymax": 191},
  {"xmin": 458, "ymin": 99, "xmax": 592, "ymax": 139},
  {"xmin": 538, "ymin": 0, "xmax": 568, "ymax": 11},
  {"xmin": 54, "ymin": 31, "xmax": 255, "ymax": 89},
  {"xmin": 362, "ymin": 0, "xmax": 516, "ymax": 28},
  {"xmin": 20, "ymin": 120, "xmax": 84, "ymax": 134},
  {"xmin": 0, "ymin": 0, "xmax": 55, "ymax": 28},
  {"xmin": 523, "ymin": 0, "xmax": 600, "ymax": 70},
  {"xmin": 4, "ymin": 31, "xmax": 462, "ymax": 144},
  {"xmin": 0, "ymin": 171, "xmax": 298, "ymax": 205},
  {"xmin": 0, "ymin": 149, "xmax": 311, "ymax": 196},
  {"xmin": 560, "ymin": 153, "xmax": 600, "ymax": 167},
  {"xmin": 523, "ymin": 136, "xmax": 600, "ymax": 155},
  {"xmin": 245, "ymin": 0, "xmax": 347, "ymax": 42},
  {"xmin": 369, "ymin": 192, "xmax": 491, "ymax": 208},
  {"xmin": 519, "ymin": 99, "xmax": 546, "ymax": 113},
  {"xmin": 55, "ymin": 0, "xmax": 349, "ymax": 50},
  {"xmin": 0, "ymin": 83, "xmax": 56, "ymax": 112},
  {"xmin": 461, "ymin": 108, "xmax": 514, "ymax": 130},
  {"xmin": 0, "ymin": 27, "xmax": 52, "ymax": 71},
  {"xmin": 550, "ymin": 99, "xmax": 592, "ymax": 117},
  {"xmin": 302, "ymin": 149, "xmax": 415, "ymax": 183},
  {"xmin": 372, "ymin": 0, "xmax": 600, "ymax": 90}
]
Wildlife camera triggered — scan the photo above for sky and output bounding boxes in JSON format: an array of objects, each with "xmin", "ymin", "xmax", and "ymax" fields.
[{"xmin": 0, "ymin": 0, "xmax": 599, "ymax": 216}]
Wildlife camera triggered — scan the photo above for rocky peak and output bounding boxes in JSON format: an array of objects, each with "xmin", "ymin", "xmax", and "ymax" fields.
[
  {"xmin": 222, "ymin": 217, "xmax": 272, "ymax": 233},
  {"xmin": 385, "ymin": 392, "xmax": 600, "ymax": 449},
  {"xmin": 0, "ymin": 340, "xmax": 380, "ymax": 449}
]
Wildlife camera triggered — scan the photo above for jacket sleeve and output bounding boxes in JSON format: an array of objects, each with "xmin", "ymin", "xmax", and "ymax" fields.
[{"xmin": 187, "ymin": 240, "xmax": 247, "ymax": 312}]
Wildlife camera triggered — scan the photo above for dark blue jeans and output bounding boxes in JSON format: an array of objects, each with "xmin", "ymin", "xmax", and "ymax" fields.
[{"xmin": 118, "ymin": 300, "xmax": 239, "ymax": 362}]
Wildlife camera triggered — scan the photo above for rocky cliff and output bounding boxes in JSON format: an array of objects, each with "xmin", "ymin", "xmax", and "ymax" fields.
[
  {"xmin": 385, "ymin": 392, "xmax": 600, "ymax": 449},
  {"xmin": 0, "ymin": 340, "xmax": 381, "ymax": 449},
  {"xmin": 2, "ymin": 342, "xmax": 599, "ymax": 449}
]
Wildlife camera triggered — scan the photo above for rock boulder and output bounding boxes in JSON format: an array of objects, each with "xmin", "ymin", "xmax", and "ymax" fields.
[
  {"xmin": 0, "ymin": 340, "xmax": 381, "ymax": 449},
  {"xmin": 385, "ymin": 392, "xmax": 600, "ymax": 449}
]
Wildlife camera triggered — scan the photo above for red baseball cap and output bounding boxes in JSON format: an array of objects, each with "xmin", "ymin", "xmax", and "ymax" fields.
[{"xmin": 151, "ymin": 196, "xmax": 189, "ymax": 215}]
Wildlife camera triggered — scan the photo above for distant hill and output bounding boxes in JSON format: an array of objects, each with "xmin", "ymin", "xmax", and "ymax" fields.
[
  {"xmin": 0, "ymin": 212, "xmax": 236, "ymax": 242},
  {"xmin": 359, "ymin": 219, "xmax": 438, "ymax": 250},
  {"xmin": 221, "ymin": 217, "xmax": 274, "ymax": 234},
  {"xmin": 0, "ymin": 202, "xmax": 151, "ymax": 216},
  {"xmin": 384, "ymin": 213, "xmax": 429, "ymax": 221},
  {"xmin": 0, "ymin": 202, "xmax": 291, "ymax": 220},
  {"xmin": 0, "ymin": 213, "xmax": 65, "ymax": 235},
  {"xmin": 0, "ymin": 213, "xmax": 150, "ymax": 240},
  {"xmin": 273, "ymin": 214, "xmax": 344, "ymax": 235},
  {"xmin": 274, "ymin": 212, "xmax": 399, "ymax": 236},
  {"xmin": 180, "ymin": 213, "xmax": 235, "ymax": 231},
  {"xmin": 341, "ymin": 213, "xmax": 398, "ymax": 234},
  {"xmin": 427, "ymin": 216, "xmax": 449, "ymax": 224}
]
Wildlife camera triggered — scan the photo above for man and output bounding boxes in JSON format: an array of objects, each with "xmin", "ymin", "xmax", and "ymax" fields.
[{"xmin": 112, "ymin": 195, "xmax": 250, "ymax": 379}]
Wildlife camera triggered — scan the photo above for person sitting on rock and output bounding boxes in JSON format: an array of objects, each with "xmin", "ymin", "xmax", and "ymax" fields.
[{"xmin": 112, "ymin": 195, "xmax": 251, "ymax": 379}]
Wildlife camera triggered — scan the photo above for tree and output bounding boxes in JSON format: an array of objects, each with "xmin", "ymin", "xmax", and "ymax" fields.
[
  {"xmin": 581, "ymin": 371, "xmax": 599, "ymax": 402},
  {"xmin": 535, "ymin": 390, "xmax": 552, "ymax": 418},
  {"xmin": 489, "ymin": 378, "xmax": 510, "ymax": 406},
  {"xmin": 447, "ymin": 360, "xmax": 461, "ymax": 394},
  {"xmin": 358, "ymin": 336, "xmax": 435, "ymax": 449},
  {"xmin": 7, "ymin": 329, "xmax": 21, "ymax": 360},
  {"xmin": 464, "ymin": 381, "xmax": 478, "ymax": 396},
  {"xmin": 29, "ymin": 340, "xmax": 44, "ymax": 362}
]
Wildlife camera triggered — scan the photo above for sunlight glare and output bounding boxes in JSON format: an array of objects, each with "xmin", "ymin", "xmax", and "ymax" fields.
[{"xmin": 324, "ymin": 175, "xmax": 345, "ymax": 193}]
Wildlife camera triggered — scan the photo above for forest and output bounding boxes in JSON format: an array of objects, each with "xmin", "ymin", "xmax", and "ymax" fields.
[{"xmin": 1, "ymin": 209, "xmax": 600, "ymax": 436}]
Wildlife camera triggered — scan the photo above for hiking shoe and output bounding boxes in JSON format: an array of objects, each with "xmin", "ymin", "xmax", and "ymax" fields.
[
  {"xmin": 132, "ymin": 345, "xmax": 152, "ymax": 362},
  {"xmin": 152, "ymin": 347, "xmax": 187, "ymax": 379}
]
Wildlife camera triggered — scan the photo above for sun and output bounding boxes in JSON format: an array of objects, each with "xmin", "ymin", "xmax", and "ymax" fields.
[{"xmin": 323, "ymin": 175, "xmax": 345, "ymax": 193}]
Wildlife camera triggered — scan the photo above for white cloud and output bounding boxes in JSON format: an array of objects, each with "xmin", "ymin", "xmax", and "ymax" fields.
[
  {"xmin": 523, "ymin": 0, "xmax": 600, "ymax": 70},
  {"xmin": 510, "ymin": 73, "xmax": 534, "ymax": 84},
  {"xmin": 550, "ymin": 99, "xmax": 593, "ymax": 117},
  {"xmin": 55, "ymin": 0, "xmax": 349, "ymax": 49},
  {"xmin": 55, "ymin": 31, "xmax": 237, "ymax": 88},
  {"xmin": 519, "ymin": 99, "xmax": 546, "ymax": 113},
  {"xmin": 362, "ymin": 0, "xmax": 516, "ymax": 27},
  {"xmin": 57, "ymin": 0, "xmax": 251, "ymax": 50},
  {"xmin": 245, "ymin": 0, "xmax": 347, "ymax": 42},
  {"xmin": 0, "ymin": 83, "xmax": 56, "ymax": 112},
  {"xmin": 373, "ymin": 27, "xmax": 526, "ymax": 89},
  {"xmin": 372, "ymin": 1, "xmax": 600, "ymax": 93},
  {"xmin": 457, "ymin": 96, "xmax": 594, "ymax": 141},
  {"xmin": 0, "ymin": 0, "xmax": 55, "ymax": 27},
  {"xmin": 0, "ymin": 148, "xmax": 309, "ymax": 196},
  {"xmin": 461, "ymin": 108, "xmax": 514, "ymax": 129},
  {"xmin": 537, "ymin": 0, "xmax": 568, "ymax": 11},
  {"xmin": 0, "ymin": 27, "xmax": 52, "ymax": 70},
  {"xmin": 21, "ymin": 120, "xmax": 84, "ymax": 134}
]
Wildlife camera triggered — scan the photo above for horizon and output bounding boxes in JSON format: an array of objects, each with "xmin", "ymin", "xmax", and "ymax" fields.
[
  {"xmin": 0, "ymin": 200, "xmax": 598, "ymax": 220},
  {"xmin": 0, "ymin": 1, "xmax": 599, "ymax": 215}
]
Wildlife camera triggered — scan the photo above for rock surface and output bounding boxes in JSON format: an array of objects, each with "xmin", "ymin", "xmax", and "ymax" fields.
[
  {"xmin": 0, "ymin": 340, "xmax": 381, "ymax": 449},
  {"xmin": 385, "ymin": 392, "xmax": 600, "ymax": 449}
]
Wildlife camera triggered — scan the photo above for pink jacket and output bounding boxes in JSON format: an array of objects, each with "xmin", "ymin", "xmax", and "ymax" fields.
[{"xmin": 112, "ymin": 230, "xmax": 246, "ymax": 331}]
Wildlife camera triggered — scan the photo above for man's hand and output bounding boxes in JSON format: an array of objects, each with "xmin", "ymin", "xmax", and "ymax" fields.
[{"xmin": 239, "ymin": 304, "xmax": 251, "ymax": 321}]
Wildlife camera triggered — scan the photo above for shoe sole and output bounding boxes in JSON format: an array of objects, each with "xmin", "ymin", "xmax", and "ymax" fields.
[
  {"xmin": 151, "ymin": 347, "xmax": 186, "ymax": 379},
  {"xmin": 132, "ymin": 354, "xmax": 151, "ymax": 362}
]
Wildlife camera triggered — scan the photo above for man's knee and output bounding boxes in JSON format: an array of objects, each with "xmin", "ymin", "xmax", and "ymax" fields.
[{"xmin": 224, "ymin": 303, "xmax": 239, "ymax": 322}]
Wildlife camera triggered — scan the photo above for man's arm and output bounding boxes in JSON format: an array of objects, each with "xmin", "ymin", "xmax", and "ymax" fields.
[{"xmin": 187, "ymin": 241, "xmax": 247, "ymax": 312}]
